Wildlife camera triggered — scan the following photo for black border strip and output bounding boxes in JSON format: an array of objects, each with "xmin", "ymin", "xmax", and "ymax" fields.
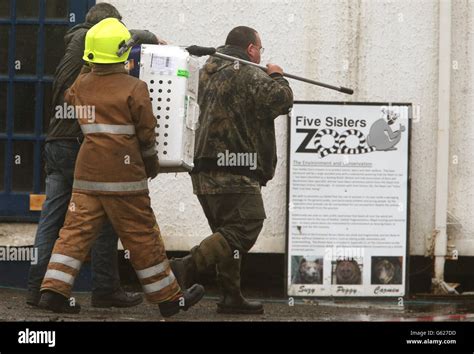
[{"xmin": 1, "ymin": 321, "xmax": 473, "ymax": 353}]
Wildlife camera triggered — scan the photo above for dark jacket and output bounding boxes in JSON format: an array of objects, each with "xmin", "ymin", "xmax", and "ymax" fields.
[
  {"xmin": 193, "ymin": 45, "xmax": 293, "ymax": 185},
  {"xmin": 46, "ymin": 23, "xmax": 158, "ymax": 141}
]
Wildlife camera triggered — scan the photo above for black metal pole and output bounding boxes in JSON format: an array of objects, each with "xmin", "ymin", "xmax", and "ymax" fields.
[{"xmin": 186, "ymin": 45, "xmax": 354, "ymax": 95}]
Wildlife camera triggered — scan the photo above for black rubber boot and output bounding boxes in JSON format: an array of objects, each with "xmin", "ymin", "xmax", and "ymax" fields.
[
  {"xmin": 216, "ymin": 257, "xmax": 264, "ymax": 315},
  {"xmin": 38, "ymin": 290, "xmax": 81, "ymax": 314},
  {"xmin": 169, "ymin": 254, "xmax": 197, "ymax": 290},
  {"xmin": 91, "ymin": 288, "xmax": 143, "ymax": 308},
  {"xmin": 158, "ymin": 284, "xmax": 205, "ymax": 318},
  {"xmin": 26, "ymin": 290, "xmax": 40, "ymax": 307},
  {"xmin": 170, "ymin": 233, "xmax": 229, "ymax": 289}
]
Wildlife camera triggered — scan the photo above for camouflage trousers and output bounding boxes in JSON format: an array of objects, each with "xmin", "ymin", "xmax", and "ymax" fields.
[{"xmin": 197, "ymin": 193, "xmax": 266, "ymax": 253}]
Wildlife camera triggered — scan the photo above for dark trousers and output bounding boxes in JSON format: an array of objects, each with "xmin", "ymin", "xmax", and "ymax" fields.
[
  {"xmin": 27, "ymin": 140, "xmax": 120, "ymax": 298},
  {"xmin": 197, "ymin": 193, "xmax": 266, "ymax": 253}
]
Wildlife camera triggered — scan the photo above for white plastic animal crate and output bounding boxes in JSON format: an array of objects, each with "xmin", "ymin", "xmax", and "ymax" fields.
[{"xmin": 132, "ymin": 44, "xmax": 200, "ymax": 172}]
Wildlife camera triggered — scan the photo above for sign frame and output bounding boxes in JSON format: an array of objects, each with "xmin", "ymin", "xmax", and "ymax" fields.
[{"xmin": 285, "ymin": 101, "xmax": 412, "ymax": 299}]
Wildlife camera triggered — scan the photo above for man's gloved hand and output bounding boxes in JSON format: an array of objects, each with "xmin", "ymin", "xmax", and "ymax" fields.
[
  {"xmin": 130, "ymin": 29, "xmax": 167, "ymax": 46},
  {"xmin": 266, "ymin": 63, "xmax": 284, "ymax": 76},
  {"xmin": 143, "ymin": 155, "xmax": 160, "ymax": 179}
]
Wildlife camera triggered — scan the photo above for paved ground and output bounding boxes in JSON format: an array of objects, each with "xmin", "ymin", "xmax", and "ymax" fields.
[{"xmin": 1, "ymin": 288, "xmax": 474, "ymax": 322}]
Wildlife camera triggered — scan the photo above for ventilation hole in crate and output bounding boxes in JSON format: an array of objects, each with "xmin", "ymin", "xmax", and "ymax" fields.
[
  {"xmin": 150, "ymin": 80, "xmax": 154, "ymax": 84},
  {"xmin": 158, "ymin": 89, "xmax": 162, "ymax": 93},
  {"xmin": 157, "ymin": 115, "xmax": 160, "ymax": 119},
  {"xmin": 158, "ymin": 98, "xmax": 162, "ymax": 102},
  {"xmin": 167, "ymin": 89, "xmax": 171, "ymax": 93},
  {"xmin": 165, "ymin": 115, "xmax": 169, "ymax": 120},
  {"xmin": 150, "ymin": 97, "xmax": 153, "ymax": 101},
  {"xmin": 159, "ymin": 80, "xmax": 163, "ymax": 84},
  {"xmin": 164, "ymin": 142, "xmax": 168, "ymax": 146},
  {"xmin": 163, "ymin": 151, "xmax": 167, "ymax": 155},
  {"xmin": 164, "ymin": 133, "xmax": 168, "ymax": 137},
  {"xmin": 168, "ymin": 80, "xmax": 172, "ymax": 84},
  {"xmin": 157, "ymin": 106, "xmax": 161, "ymax": 110},
  {"xmin": 150, "ymin": 89, "xmax": 154, "ymax": 93},
  {"xmin": 157, "ymin": 124, "xmax": 160, "ymax": 128},
  {"xmin": 166, "ymin": 107, "xmax": 170, "ymax": 111},
  {"xmin": 166, "ymin": 98, "xmax": 170, "ymax": 102},
  {"xmin": 165, "ymin": 124, "xmax": 169, "ymax": 128}
]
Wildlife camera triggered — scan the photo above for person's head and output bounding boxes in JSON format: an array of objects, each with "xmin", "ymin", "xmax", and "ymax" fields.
[
  {"xmin": 225, "ymin": 26, "xmax": 263, "ymax": 64},
  {"xmin": 85, "ymin": 3, "xmax": 122, "ymax": 25},
  {"xmin": 83, "ymin": 18, "xmax": 131, "ymax": 65}
]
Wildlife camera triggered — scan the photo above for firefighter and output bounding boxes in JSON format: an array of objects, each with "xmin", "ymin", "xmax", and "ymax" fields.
[
  {"xmin": 27, "ymin": 2, "xmax": 164, "ymax": 310},
  {"xmin": 38, "ymin": 18, "xmax": 204, "ymax": 318},
  {"xmin": 171, "ymin": 26, "xmax": 293, "ymax": 314}
]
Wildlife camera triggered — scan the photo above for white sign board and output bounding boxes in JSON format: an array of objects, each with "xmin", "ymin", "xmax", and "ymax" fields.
[{"xmin": 287, "ymin": 102, "xmax": 410, "ymax": 297}]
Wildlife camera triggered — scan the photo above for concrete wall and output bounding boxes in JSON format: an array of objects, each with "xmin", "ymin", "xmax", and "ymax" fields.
[
  {"xmin": 103, "ymin": 0, "xmax": 474, "ymax": 256},
  {"xmin": 449, "ymin": 0, "xmax": 474, "ymax": 256}
]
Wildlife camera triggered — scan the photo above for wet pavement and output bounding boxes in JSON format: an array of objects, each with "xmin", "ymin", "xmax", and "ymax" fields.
[{"xmin": 1, "ymin": 287, "xmax": 474, "ymax": 322}]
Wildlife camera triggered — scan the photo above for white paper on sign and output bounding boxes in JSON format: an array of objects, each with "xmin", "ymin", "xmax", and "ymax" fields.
[{"xmin": 150, "ymin": 55, "xmax": 177, "ymax": 71}]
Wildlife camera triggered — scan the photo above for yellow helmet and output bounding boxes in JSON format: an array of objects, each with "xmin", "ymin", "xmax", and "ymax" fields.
[{"xmin": 83, "ymin": 17, "xmax": 131, "ymax": 64}]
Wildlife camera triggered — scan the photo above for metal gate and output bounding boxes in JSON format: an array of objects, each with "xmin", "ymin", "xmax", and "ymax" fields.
[{"xmin": 0, "ymin": 0, "xmax": 95, "ymax": 221}]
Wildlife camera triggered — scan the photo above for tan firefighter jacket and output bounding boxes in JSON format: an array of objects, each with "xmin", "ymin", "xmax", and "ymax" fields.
[{"xmin": 64, "ymin": 63, "xmax": 157, "ymax": 195}]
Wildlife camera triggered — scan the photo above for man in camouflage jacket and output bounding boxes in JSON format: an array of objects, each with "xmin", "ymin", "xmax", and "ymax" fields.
[{"xmin": 172, "ymin": 26, "xmax": 293, "ymax": 314}]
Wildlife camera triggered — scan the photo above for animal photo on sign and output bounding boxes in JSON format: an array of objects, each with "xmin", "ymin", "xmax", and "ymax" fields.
[
  {"xmin": 371, "ymin": 257, "xmax": 403, "ymax": 285},
  {"xmin": 291, "ymin": 256, "xmax": 323, "ymax": 285},
  {"xmin": 332, "ymin": 258, "xmax": 363, "ymax": 285}
]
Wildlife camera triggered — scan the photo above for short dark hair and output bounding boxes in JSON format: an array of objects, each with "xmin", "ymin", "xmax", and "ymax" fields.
[
  {"xmin": 225, "ymin": 26, "xmax": 258, "ymax": 50},
  {"xmin": 85, "ymin": 3, "xmax": 122, "ymax": 25}
]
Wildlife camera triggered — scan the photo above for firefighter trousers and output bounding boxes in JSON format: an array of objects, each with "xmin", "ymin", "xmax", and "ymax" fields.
[{"xmin": 41, "ymin": 192, "xmax": 181, "ymax": 303}]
